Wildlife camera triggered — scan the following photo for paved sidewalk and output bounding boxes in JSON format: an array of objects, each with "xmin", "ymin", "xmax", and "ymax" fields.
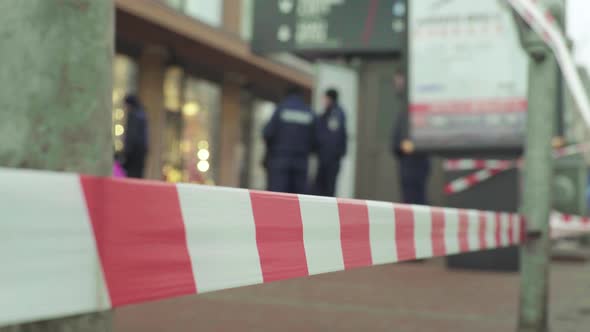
[{"xmin": 115, "ymin": 259, "xmax": 590, "ymax": 332}]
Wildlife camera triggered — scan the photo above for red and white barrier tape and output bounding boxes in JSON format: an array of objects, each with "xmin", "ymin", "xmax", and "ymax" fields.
[
  {"xmin": 444, "ymin": 0, "xmax": 590, "ymax": 195},
  {"xmin": 444, "ymin": 143, "xmax": 590, "ymax": 172},
  {"xmin": 551, "ymin": 212, "xmax": 590, "ymax": 239},
  {"xmin": 0, "ymin": 167, "xmax": 528, "ymax": 326},
  {"xmin": 552, "ymin": 142, "xmax": 590, "ymax": 158},
  {"xmin": 444, "ymin": 168, "xmax": 511, "ymax": 195},
  {"xmin": 508, "ymin": 0, "xmax": 590, "ymax": 128},
  {"xmin": 443, "ymin": 159, "xmax": 514, "ymax": 172},
  {"xmin": 443, "ymin": 143, "xmax": 589, "ymax": 194}
]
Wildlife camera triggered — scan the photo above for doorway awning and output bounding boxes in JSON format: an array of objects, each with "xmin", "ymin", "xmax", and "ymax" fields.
[{"xmin": 115, "ymin": 0, "xmax": 313, "ymax": 101}]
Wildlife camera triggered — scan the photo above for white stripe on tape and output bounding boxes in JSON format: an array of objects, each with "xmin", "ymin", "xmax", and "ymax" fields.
[
  {"xmin": 443, "ymin": 208, "xmax": 461, "ymax": 255},
  {"xmin": 0, "ymin": 169, "xmax": 110, "ymax": 326},
  {"xmin": 298, "ymin": 195, "xmax": 345, "ymax": 275},
  {"xmin": 367, "ymin": 200, "xmax": 398, "ymax": 265},
  {"xmin": 475, "ymin": 169, "xmax": 493, "ymax": 181},
  {"xmin": 460, "ymin": 160, "xmax": 476, "ymax": 170},
  {"xmin": 487, "ymin": 160, "xmax": 500, "ymax": 169},
  {"xmin": 451, "ymin": 178, "xmax": 470, "ymax": 192},
  {"xmin": 467, "ymin": 210, "xmax": 480, "ymax": 251},
  {"xmin": 500, "ymin": 213, "xmax": 510, "ymax": 247},
  {"xmin": 486, "ymin": 212, "xmax": 496, "ymax": 249},
  {"xmin": 413, "ymin": 205, "xmax": 433, "ymax": 259},
  {"xmin": 177, "ymin": 184, "xmax": 263, "ymax": 293}
]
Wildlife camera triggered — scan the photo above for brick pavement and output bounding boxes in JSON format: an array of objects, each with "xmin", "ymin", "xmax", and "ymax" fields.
[{"xmin": 114, "ymin": 259, "xmax": 590, "ymax": 332}]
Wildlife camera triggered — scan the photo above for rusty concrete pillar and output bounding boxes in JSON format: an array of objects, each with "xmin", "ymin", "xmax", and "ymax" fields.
[{"xmin": 0, "ymin": 0, "xmax": 114, "ymax": 331}]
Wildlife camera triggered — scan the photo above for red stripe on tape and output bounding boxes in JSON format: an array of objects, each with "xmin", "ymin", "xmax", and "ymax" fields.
[
  {"xmin": 495, "ymin": 213, "xmax": 502, "ymax": 247},
  {"xmin": 467, "ymin": 173, "xmax": 481, "ymax": 186},
  {"xmin": 444, "ymin": 184, "xmax": 455, "ymax": 194},
  {"xmin": 458, "ymin": 210, "xmax": 470, "ymax": 252},
  {"xmin": 337, "ymin": 199, "xmax": 372, "ymax": 269},
  {"xmin": 81, "ymin": 177, "xmax": 196, "ymax": 306},
  {"xmin": 545, "ymin": 11, "xmax": 555, "ymax": 24},
  {"xmin": 394, "ymin": 204, "xmax": 416, "ymax": 261},
  {"xmin": 444, "ymin": 160, "xmax": 459, "ymax": 170},
  {"xmin": 478, "ymin": 212, "xmax": 487, "ymax": 250},
  {"xmin": 431, "ymin": 208, "xmax": 446, "ymax": 257},
  {"xmin": 250, "ymin": 191, "xmax": 308, "ymax": 282}
]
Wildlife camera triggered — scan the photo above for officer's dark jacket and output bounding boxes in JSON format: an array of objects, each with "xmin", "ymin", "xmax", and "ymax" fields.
[
  {"xmin": 316, "ymin": 105, "xmax": 347, "ymax": 164},
  {"xmin": 392, "ymin": 109, "xmax": 408, "ymax": 157},
  {"xmin": 391, "ymin": 110, "xmax": 430, "ymax": 177},
  {"xmin": 263, "ymin": 94, "xmax": 315, "ymax": 167}
]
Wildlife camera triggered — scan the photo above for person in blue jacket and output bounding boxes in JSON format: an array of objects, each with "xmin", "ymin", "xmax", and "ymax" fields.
[
  {"xmin": 314, "ymin": 88, "xmax": 347, "ymax": 197},
  {"xmin": 263, "ymin": 86, "xmax": 316, "ymax": 194}
]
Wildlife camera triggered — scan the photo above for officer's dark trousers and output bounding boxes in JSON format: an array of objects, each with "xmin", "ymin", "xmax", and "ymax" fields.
[
  {"xmin": 400, "ymin": 176, "xmax": 427, "ymax": 205},
  {"xmin": 314, "ymin": 162, "xmax": 340, "ymax": 197},
  {"xmin": 398, "ymin": 156, "xmax": 430, "ymax": 205},
  {"xmin": 124, "ymin": 153, "xmax": 146, "ymax": 179},
  {"xmin": 268, "ymin": 166, "xmax": 308, "ymax": 194}
]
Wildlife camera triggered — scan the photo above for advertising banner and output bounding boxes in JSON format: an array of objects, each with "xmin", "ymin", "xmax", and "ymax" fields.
[{"xmin": 409, "ymin": 0, "xmax": 528, "ymax": 150}]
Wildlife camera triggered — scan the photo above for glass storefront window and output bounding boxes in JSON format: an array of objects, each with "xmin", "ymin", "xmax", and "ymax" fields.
[
  {"xmin": 163, "ymin": 66, "xmax": 184, "ymax": 111},
  {"xmin": 181, "ymin": 77, "xmax": 220, "ymax": 184},
  {"xmin": 241, "ymin": 0, "xmax": 253, "ymax": 41},
  {"xmin": 162, "ymin": 66, "xmax": 185, "ymax": 182},
  {"xmin": 161, "ymin": 0, "xmax": 184, "ymax": 11},
  {"xmin": 185, "ymin": 0, "xmax": 222, "ymax": 26},
  {"xmin": 161, "ymin": 67, "xmax": 220, "ymax": 185},
  {"xmin": 112, "ymin": 55, "xmax": 138, "ymax": 155},
  {"xmin": 160, "ymin": 0, "xmax": 222, "ymax": 27}
]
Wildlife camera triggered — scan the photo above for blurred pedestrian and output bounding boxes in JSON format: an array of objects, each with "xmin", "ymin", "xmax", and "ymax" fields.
[
  {"xmin": 390, "ymin": 72, "xmax": 430, "ymax": 205},
  {"xmin": 113, "ymin": 160, "xmax": 126, "ymax": 178},
  {"xmin": 313, "ymin": 88, "xmax": 347, "ymax": 197},
  {"xmin": 263, "ymin": 86, "xmax": 315, "ymax": 194},
  {"xmin": 113, "ymin": 152, "xmax": 126, "ymax": 178},
  {"xmin": 122, "ymin": 94, "xmax": 148, "ymax": 178}
]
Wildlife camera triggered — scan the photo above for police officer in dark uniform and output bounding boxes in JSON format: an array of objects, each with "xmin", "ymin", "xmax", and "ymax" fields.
[
  {"xmin": 122, "ymin": 94, "xmax": 148, "ymax": 178},
  {"xmin": 314, "ymin": 88, "xmax": 347, "ymax": 197},
  {"xmin": 392, "ymin": 111, "xmax": 430, "ymax": 205},
  {"xmin": 263, "ymin": 86, "xmax": 315, "ymax": 194},
  {"xmin": 390, "ymin": 72, "xmax": 430, "ymax": 205}
]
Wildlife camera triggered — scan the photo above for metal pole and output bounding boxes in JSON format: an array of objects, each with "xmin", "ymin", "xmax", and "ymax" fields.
[
  {"xmin": 0, "ymin": 0, "xmax": 114, "ymax": 331},
  {"xmin": 517, "ymin": 40, "xmax": 559, "ymax": 332}
]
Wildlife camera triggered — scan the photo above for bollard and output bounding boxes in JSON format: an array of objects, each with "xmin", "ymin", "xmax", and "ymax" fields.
[
  {"xmin": 518, "ymin": 52, "xmax": 558, "ymax": 332},
  {"xmin": 512, "ymin": 0, "xmax": 564, "ymax": 331}
]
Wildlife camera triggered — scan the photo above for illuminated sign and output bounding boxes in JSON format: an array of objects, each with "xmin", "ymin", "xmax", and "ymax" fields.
[{"xmin": 252, "ymin": 0, "xmax": 406, "ymax": 54}]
